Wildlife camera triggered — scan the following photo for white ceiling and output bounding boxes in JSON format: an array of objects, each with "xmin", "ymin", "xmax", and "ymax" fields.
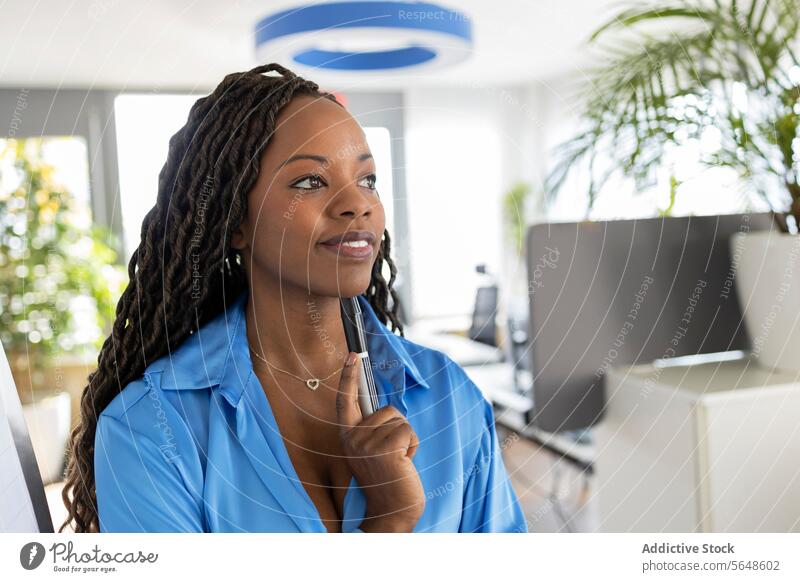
[{"xmin": 0, "ymin": 0, "xmax": 619, "ymax": 91}]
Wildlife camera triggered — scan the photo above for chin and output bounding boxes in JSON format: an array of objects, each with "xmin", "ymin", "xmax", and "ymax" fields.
[
  {"xmin": 306, "ymin": 273, "xmax": 371, "ymax": 299},
  {"xmin": 305, "ymin": 254, "xmax": 375, "ymax": 298},
  {"xmin": 333, "ymin": 279, "xmax": 371, "ymax": 298}
]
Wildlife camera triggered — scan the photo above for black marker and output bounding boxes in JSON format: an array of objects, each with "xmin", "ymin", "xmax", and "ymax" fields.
[{"xmin": 340, "ymin": 296, "xmax": 379, "ymax": 417}]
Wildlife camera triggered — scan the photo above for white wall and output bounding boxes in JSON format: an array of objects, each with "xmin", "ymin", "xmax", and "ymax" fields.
[{"xmin": 403, "ymin": 83, "xmax": 544, "ymax": 322}]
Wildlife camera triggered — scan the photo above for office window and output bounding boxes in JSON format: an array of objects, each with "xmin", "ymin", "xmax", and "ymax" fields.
[
  {"xmin": 362, "ymin": 127, "xmax": 395, "ymax": 237},
  {"xmin": 114, "ymin": 94, "xmax": 199, "ymax": 262},
  {"xmin": 0, "ymin": 136, "xmax": 101, "ymax": 351},
  {"xmin": 0, "ymin": 137, "xmax": 90, "ymax": 210}
]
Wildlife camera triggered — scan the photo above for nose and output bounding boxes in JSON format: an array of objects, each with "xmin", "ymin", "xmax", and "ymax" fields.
[{"xmin": 328, "ymin": 181, "xmax": 374, "ymax": 221}]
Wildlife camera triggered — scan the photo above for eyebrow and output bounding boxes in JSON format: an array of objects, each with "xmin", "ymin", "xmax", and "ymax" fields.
[{"xmin": 276, "ymin": 152, "xmax": 373, "ymax": 171}]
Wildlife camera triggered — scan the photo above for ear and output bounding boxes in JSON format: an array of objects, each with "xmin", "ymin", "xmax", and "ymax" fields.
[
  {"xmin": 232, "ymin": 164, "xmax": 263, "ymax": 253},
  {"xmin": 230, "ymin": 224, "xmax": 246, "ymax": 251}
]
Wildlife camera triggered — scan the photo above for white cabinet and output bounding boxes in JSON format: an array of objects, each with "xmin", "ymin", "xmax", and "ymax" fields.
[{"xmin": 594, "ymin": 356, "xmax": 800, "ymax": 532}]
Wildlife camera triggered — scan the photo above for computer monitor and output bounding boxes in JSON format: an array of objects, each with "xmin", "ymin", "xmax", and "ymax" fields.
[
  {"xmin": 0, "ymin": 342, "xmax": 54, "ymax": 532},
  {"xmin": 526, "ymin": 213, "xmax": 774, "ymax": 433}
]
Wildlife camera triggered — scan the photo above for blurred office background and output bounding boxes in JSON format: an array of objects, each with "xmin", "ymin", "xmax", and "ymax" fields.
[{"xmin": 2, "ymin": 0, "xmax": 799, "ymax": 533}]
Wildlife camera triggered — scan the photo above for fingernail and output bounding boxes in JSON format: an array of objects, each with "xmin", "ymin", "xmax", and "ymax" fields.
[{"xmin": 346, "ymin": 352, "xmax": 357, "ymax": 366}]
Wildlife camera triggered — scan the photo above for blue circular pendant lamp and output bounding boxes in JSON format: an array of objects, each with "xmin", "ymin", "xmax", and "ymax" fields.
[{"xmin": 255, "ymin": 2, "xmax": 472, "ymax": 74}]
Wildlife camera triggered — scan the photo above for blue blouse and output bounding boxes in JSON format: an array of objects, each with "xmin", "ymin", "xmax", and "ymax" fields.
[{"xmin": 94, "ymin": 291, "xmax": 528, "ymax": 533}]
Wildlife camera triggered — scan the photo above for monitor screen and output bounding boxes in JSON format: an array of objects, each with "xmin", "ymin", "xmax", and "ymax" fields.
[
  {"xmin": 526, "ymin": 213, "xmax": 774, "ymax": 432},
  {"xmin": 0, "ymin": 344, "xmax": 53, "ymax": 533}
]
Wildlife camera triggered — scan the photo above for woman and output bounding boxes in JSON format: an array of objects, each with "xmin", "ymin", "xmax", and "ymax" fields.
[{"xmin": 60, "ymin": 63, "xmax": 527, "ymax": 533}]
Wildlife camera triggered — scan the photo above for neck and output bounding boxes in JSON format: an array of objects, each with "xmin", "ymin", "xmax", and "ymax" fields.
[{"xmin": 243, "ymin": 274, "xmax": 349, "ymax": 381}]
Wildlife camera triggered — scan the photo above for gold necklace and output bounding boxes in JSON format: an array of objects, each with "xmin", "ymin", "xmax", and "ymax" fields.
[{"xmin": 248, "ymin": 346, "xmax": 343, "ymax": 391}]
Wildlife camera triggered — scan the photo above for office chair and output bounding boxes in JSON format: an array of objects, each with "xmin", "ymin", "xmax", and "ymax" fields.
[{"xmin": 468, "ymin": 265, "xmax": 499, "ymax": 347}]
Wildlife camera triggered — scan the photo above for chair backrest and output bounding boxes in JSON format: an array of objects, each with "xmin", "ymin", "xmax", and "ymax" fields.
[
  {"xmin": 469, "ymin": 285, "xmax": 499, "ymax": 346},
  {"xmin": 0, "ymin": 343, "xmax": 53, "ymax": 532}
]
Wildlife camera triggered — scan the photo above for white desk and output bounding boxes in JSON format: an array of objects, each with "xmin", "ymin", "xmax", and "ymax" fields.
[
  {"xmin": 403, "ymin": 327, "xmax": 505, "ymax": 367},
  {"xmin": 594, "ymin": 355, "xmax": 800, "ymax": 532}
]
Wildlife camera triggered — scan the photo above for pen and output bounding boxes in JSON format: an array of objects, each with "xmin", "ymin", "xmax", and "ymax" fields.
[{"xmin": 340, "ymin": 296, "xmax": 379, "ymax": 417}]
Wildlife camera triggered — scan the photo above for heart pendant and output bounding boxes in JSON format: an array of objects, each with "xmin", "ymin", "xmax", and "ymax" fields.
[{"xmin": 306, "ymin": 378, "xmax": 320, "ymax": 391}]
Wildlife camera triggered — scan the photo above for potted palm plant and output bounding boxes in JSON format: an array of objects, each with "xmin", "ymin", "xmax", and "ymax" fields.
[
  {"xmin": 548, "ymin": 0, "xmax": 800, "ymax": 371},
  {"xmin": 502, "ymin": 182, "xmax": 535, "ymax": 288}
]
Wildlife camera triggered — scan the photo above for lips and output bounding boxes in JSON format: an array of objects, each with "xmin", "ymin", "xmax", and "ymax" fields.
[{"xmin": 318, "ymin": 230, "xmax": 376, "ymax": 259}]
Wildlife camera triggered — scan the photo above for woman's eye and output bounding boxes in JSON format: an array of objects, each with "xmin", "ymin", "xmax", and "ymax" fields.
[
  {"xmin": 358, "ymin": 173, "xmax": 377, "ymax": 190},
  {"xmin": 291, "ymin": 174, "xmax": 326, "ymax": 191}
]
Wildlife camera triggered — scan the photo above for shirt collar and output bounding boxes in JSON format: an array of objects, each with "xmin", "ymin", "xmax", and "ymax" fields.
[{"xmin": 149, "ymin": 291, "xmax": 430, "ymax": 405}]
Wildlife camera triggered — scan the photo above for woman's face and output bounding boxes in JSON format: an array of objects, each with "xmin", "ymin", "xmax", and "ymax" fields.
[{"xmin": 232, "ymin": 93, "xmax": 386, "ymax": 298}]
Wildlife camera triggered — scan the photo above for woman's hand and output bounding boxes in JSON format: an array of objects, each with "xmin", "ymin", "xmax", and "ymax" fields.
[{"xmin": 336, "ymin": 351, "xmax": 425, "ymax": 532}]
